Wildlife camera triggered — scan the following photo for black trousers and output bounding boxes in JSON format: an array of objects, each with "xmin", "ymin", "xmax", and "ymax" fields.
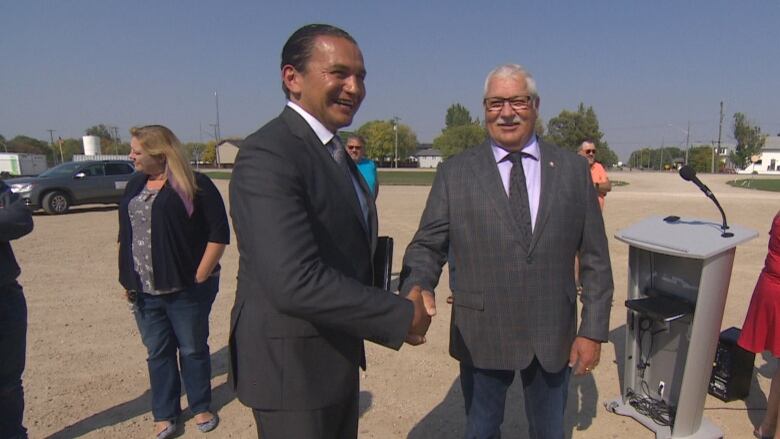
[
  {"xmin": 0, "ymin": 282, "xmax": 27, "ymax": 439},
  {"xmin": 252, "ymin": 388, "xmax": 359, "ymax": 439}
]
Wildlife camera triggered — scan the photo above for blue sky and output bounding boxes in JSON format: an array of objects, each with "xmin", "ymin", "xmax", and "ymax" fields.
[{"xmin": 2, "ymin": 1, "xmax": 778, "ymax": 161}]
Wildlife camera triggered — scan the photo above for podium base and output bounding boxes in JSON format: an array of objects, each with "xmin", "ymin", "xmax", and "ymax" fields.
[{"xmin": 604, "ymin": 397, "xmax": 723, "ymax": 439}]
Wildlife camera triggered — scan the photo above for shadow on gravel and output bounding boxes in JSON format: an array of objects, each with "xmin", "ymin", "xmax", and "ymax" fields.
[
  {"xmin": 407, "ymin": 368, "xmax": 600, "ymax": 438},
  {"xmin": 45, "ymin": 345, "xmax": 234, "ymax": 439},
  {"xmin": 32, "ymin": 205, "xmax": 118, "ymax": 216}
]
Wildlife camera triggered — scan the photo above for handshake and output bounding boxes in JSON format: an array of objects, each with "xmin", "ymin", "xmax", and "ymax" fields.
[{"xmin": 404, "ymin": 285, "xmax": 436, "ymax": 346}]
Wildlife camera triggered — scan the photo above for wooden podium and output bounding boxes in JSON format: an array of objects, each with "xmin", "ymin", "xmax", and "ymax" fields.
[{"xmin": 605, "ymin": 216, "xmax": 757, "ymax": 439}]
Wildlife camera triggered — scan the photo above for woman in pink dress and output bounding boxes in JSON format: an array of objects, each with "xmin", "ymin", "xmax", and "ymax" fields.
[{"xmin": 739, "ymin": 212, "xmax": 780, "ymax": 439}]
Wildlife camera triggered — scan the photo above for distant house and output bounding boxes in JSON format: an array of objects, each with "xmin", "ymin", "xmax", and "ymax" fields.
[
  {"xmin": 738, "ymin": 136, "xmax": 780, "ymax": 174},
  {"xmin": 415, "ymin": 147, "xmax": 443, "ymax": 169},
  {"xmin": 216, "ymin": 139, "xmax": 241, "ymax": 168}
]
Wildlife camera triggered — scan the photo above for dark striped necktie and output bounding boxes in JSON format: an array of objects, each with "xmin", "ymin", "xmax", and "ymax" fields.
[{"xmin": 505, "ymin": 152, "xmax": 533, "ymax": 238}]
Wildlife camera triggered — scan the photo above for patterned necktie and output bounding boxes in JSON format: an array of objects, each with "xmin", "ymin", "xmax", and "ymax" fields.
[
  {"xmin": 329, "ymin": 136, "xmax": 353, "ymax": 182},
  {"xmin": 328, "ymin": 136, "xmax": 369, "ymax": 226},
  {"xmin": 506, "ymin": 152, "xmax": 533, "ymax": 239}
]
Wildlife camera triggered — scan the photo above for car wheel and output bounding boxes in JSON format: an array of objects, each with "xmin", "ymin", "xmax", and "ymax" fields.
[{"xmin": 42, "ymin": 191, "xmax": 70, "ymax": 214}]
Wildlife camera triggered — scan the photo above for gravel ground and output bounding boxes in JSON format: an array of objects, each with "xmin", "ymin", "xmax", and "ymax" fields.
[{"xmin": 13, "ymin": 171, "xmax": 780, "ymax": 438}]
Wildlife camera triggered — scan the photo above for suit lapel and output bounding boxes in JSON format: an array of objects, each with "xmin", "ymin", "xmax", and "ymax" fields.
[
  {"xmin": 282, "ymin": 108, "xmax": 371, "ymax": 241},
  {"xmin": 529, "ymin": 141, "xmax": 559, "ymax": 253},
  {"xmin": 469, "ymin": 142, "xmax": 529, "ymax": 250}
]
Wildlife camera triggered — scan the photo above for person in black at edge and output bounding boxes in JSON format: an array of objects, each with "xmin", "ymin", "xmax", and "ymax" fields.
[{"xmin": 0, "ymin": 179, "xmax": 33, "ymax": 439}]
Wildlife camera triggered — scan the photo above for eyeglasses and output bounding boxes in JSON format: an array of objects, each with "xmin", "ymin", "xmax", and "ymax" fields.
[
  {"xmin": 346, "ymin": 145, "xmax": 363, "ymax": 151},
  {"xmin": 484, "ymin": 95, "xmax": 534, "ymax": 112},
  {"xmin": 583, "ymin": 149, "xmax": 596, "ymax": 155}
]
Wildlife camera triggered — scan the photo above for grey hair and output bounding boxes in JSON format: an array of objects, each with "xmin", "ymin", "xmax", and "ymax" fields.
[
  {"xmin": 483, "ymin": 64, "xmax": 539, "ymax": 100},
  {"xmin": 578, "ymin": 140, "xmax": 596, "ymax": 152}
]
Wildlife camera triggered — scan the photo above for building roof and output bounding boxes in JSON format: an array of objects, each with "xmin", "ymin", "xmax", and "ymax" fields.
[
  {"xmin": 415, "ymin": 148, "xmax": 442, "ymax": 157},
  {"xmin": 217, "ymin": 139, "xmax": 242, "ymax": 148},
  {"xmin": 763, "ymin": 136, "xmax": 780, "ymax": 151}
]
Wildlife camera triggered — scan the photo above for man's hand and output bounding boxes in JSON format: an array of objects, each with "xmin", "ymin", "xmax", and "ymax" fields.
[
  {"xmin": 568, "ymin": 336, "xmax": 602, "ymax": 376},
  {"xmin": 404, "ymin": 285, "xmax": 435, "ymax": 345}
]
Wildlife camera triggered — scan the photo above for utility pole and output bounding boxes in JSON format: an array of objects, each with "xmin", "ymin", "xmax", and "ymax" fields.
[
  {"xmin": 717, "ymin": 101, "xmax": 724, "ymax": 169},
  {"xmin": 392, "ymin": 116, "xmax": 400, "ymax": 168},
  {"xmin": 214, "ymin": 91, "xmax": 221, "ymax": 168},
  {"xmin": 215, "ymin": 91, "xmax": 221, "ymax": 142},
  {"xmin": 110, "ymin": 126, "xmax": 120, "ymax": 155},
  {"xmin": 46, "ymin": 129, "xmax": 58, "ymax": 163},
  {"xmin": 711, "ymin": 140, "xmax": 716, "ymax": 173},
  {"xmin": 685, "ymin": 121, "xmax": 691, "ymax": 165}
]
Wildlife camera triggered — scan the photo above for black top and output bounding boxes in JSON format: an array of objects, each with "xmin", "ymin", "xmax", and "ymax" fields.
[
  {"xmin": 0, "ymin": 180, "xmax": 34, "ymax": 287},
  {"xmin": 118, "ymin": 172, "xmax": 229, "ymax": 292}
]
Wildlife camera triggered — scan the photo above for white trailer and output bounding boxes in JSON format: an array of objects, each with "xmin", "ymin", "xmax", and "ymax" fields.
[{"xmin": 0, "ymin": 153, "xmax": 48, "ymax": 176}]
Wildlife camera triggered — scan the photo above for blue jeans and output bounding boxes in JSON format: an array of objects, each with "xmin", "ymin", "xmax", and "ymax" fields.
[
  {"xmin": 0, "ymin": 282, "xmax": 28, "ymax": 439},
  {"xmin": 133, "ymin": 276, "xmax": 219, "ymax": 422},
  {"xmin": 460, "ymin": 358, "xmax": 571, "ymax": 439}
]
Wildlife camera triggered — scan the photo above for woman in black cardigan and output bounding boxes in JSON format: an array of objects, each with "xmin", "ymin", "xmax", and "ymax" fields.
[{"xmin": 118, "ymin": 125, "xmax": 229, "ymax": 439}]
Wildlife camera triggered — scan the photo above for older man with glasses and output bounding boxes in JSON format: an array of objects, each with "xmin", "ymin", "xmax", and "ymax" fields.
[
  {"xmin": 578, "ymin": 140, "xmax": 612, "ymax": 210},
  {"xmin": 345, "ymin": 135, "xmax": 378, "ymax": 197},
  {"xmin": 400, "ymin": 64, "xmax": 613, "ymax": 439}
]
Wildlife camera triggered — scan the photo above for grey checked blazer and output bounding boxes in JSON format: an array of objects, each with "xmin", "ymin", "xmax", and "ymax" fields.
[{"xmin": 400, "ymin": 140, "xmax": 613, "ymax": 372}]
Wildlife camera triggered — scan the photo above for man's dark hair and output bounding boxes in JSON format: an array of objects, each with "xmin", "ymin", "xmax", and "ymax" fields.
[{"xmin": 281, "ymin": 24, "xmax": 357, "ymax": 98}]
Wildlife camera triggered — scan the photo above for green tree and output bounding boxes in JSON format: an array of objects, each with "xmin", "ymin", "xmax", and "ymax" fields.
[
  {"xmin": 544, "ymin": 103, "xmax": 618, "ymax": 167},
  {"xmin": 182, "ymin": 142, "xmax": 207, "ymax": 164},
  {"xmin": 85, "ymin": 124, "xmax": 112, "ymax": 139},
  {"xmin": 201, "ymin": 140, "xmax": 217, "ymax": 164},
  {"xmin": 687, "ymin": 145, "xmax": 715, "ymax": 173},
  {"xmin": 6, "ymin": 135, "xmax": 54, "ymax": 160},
  {"xmin": 627, "ymin": 146, "xmax": 685, "ymax": 170},
  {"xmin": 85, "ymin": 124, "xmax": 122, "ymax": 153},
  {"xmin": 355, "ymin": 120, "xmax": 418, "ymax": 164},
  {"xmin": 598, "ymin": 148, "xmax": 619, "ymax": 169},
  {"xmin": 58, "ymin": 138, "xmax": 84, "ymax": 162},
  {"xmin": 433, "ymin": 124, "xmax": 486, "ymax": 158},
  {"xmin": 544, "ymin": 103, "xmax": 603, "ymax": 151},
  {"xmin": 730, "ymin": 112, "xmax": 767, "ymax": 169},
  {"xmin": 535, "ymin": 118, "xmax": 545, "ymax": 138},
  {"xmin": 445, "ymin": 103, "xmax": 474, "ymax": 128}
]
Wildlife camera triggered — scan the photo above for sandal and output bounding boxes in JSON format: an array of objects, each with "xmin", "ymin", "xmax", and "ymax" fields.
[
  {"xmin": 155, "ymin": 420, "xmax": 177, "ymax": 439},
  {"xmin": 196, "ymin": 412, "xmax": 219, "ymax": 433}
]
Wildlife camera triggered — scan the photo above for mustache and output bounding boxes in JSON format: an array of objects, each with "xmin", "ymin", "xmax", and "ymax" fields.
[{"xmin": 497, "ymin": 114, "xmax": 524, "ymax": 125}]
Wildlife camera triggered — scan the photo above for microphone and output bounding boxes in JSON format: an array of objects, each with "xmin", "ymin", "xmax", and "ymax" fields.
[
  {"xmin": 678, "ymin": 165, "xmax": 733, "ymax": 237},
  {"xmin": 679, "ymin": 165, "xmax": 712, "ymax": 197}
]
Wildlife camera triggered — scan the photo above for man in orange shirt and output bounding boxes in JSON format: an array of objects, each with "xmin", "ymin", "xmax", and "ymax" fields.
[{"xmin": 578, "ymin": 140, "xmax": 611, "ymax": 210}]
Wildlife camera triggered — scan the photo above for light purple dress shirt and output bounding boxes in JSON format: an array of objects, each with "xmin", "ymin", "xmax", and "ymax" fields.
[{"xmin": 491, "ymin": 136, "xmax": 541, "ymax": 232}]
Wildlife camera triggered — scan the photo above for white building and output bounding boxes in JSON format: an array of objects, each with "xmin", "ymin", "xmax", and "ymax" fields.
[
  {"xmin": 738, "ymin": 136, "xmax": 780, "ymax": 174},
  {"xmin": 216, "ymin": 140, "xmax": 241, "ymax": 168},
  {"xmin": 415, "ymin": 148, "xmax": 443, "ymax": 169}
]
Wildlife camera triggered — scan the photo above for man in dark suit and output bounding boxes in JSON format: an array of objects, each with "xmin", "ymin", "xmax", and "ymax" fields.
[
  {"xmin": 400, "ymin": 64, "xmax": 613, "ymax": 439},
  {"xmin": 228, "ymin": 24, "xmax": 433, "ymax": 439}
]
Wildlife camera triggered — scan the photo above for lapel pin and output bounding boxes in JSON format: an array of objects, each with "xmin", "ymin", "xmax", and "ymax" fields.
[{"xmin": 549, "ymin": 161, "xmax": 555, "ymax": 167}]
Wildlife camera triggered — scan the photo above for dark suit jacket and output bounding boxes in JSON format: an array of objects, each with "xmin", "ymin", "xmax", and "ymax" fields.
[
  {"xmin": 228, "ymin": 107, "xmax": 413, "ymax": 410},
  {"xmin": 400, "ymin": 140, "xmax": 613, "ymax": 372}
]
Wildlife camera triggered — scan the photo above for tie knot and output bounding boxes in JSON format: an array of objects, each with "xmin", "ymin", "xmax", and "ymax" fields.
[{"xmin": 505, "ymin": 151, "xmax": 531, "ymax": 165}]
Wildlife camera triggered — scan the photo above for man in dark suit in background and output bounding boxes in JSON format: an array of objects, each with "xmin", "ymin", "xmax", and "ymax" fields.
[
  {"xmin": 0, "ymin": 180, "xmax": 34, "ymax": 439},
  {"xmin": 228, "ymin": 24, "xmax": 433, "ymax": 439},
  {"xmin": 400, "ymin": 64, "xmax": 613, "ymax": 439}
]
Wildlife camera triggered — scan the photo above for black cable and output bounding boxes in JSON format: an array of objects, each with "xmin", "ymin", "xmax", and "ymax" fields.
[
  {"xmin": 626, "ymin": 388, "xmax": 675, "ymax": 426},
  {"xmin": 629, "ymin": 316, "xmax": 675, "ymax": 427}
]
